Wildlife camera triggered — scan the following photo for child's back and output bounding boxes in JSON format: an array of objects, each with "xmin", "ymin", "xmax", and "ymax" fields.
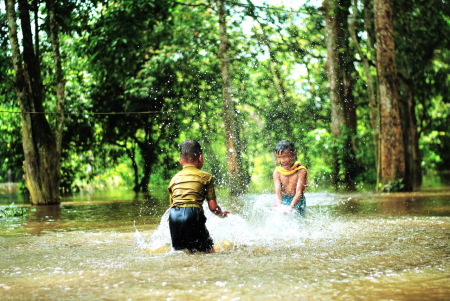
[{"xmin": 168, "ymin": 139, "xmax": 229, "ymax": 253}]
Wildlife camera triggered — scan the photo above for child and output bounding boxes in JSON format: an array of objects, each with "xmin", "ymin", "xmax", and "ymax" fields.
[
  {"xmin": 168, "ymin": 139, "xmax": 229, "ymax": 253},
  {"xmin": 273, "ymin": 140, "xmax": 308, "ymax": 216}
]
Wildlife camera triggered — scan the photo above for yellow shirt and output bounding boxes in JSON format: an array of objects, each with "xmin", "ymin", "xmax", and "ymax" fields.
[{"xmin": 168, "ymin": 165, "xmax": 216, "ymax": 209}]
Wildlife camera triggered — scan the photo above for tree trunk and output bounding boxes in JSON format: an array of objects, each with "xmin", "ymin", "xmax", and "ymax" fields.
[
  {"xmin": 126, "ymin": 146, "xmax": 140, "ymax": 193},
  {"xmin": 363, "ymin": 0, "xmax": 383, "ymax": 190},
  {"xmin": 139, "ymin": 160, "xmax": 152, "ymax": 194},
  {"xmin": 47, "ymin": 0, "xmax": 65, "ymax": 156},
  {"xmin": 373, "ymin": 0, "xmax": 406, "ymax": 188},
  {"xmin": 6, "ymin": 0, "xmax": 62, "ymax": 204},
  {"xmin": 133, "ymin": 137, "xmax": 154, "ymax": 193},
  {"xmin": 216, "ymin": 0, "xmax": 246, "ymax": 195},
  {"xmin": 398, "ymin": 79, "xmax": 422, "ymax": 190},
  {"xmin": 266, "ymin": 42, "xmax": 294, "ymax": 140},
  {"xmin": 351, "ymin": 0, "xmax": 381, "ymax": 189},
  {"xmin": 321, "ymin": 0, "xmax": 359, "ymax": 191}
]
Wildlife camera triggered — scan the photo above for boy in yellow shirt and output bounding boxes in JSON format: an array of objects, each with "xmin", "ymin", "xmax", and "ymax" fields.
[{"xmin": 168, "ymin": 139, "xmax": 229, "ymax": 253}]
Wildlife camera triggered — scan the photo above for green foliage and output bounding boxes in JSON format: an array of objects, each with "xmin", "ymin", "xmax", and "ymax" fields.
[
  {"xmin": 381, "ymin": 179, "xmax": 405, "ymax": 193},
  {"xmin": 0, "ymin": 0, "xmax": 449, "ymax": 194},
  {"xmin": 0, "ymin": 107, "xmax": 23, "ymax": 183},
  {"xmin": 0, "ymin": 203, "xmax": 30, "ymax": 218},
  {"xmin": 0, "ymin": 10, "xmax": 23, "ymax": 183},
  {"xmin": 304, "ymin": 129, "xmax": 333, "ymax": 188}
]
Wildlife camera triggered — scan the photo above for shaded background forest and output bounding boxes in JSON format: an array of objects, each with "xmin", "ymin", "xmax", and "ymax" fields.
[{"xmin": 1, "ymin": 0, "xmax": 449, "ymax": 204}]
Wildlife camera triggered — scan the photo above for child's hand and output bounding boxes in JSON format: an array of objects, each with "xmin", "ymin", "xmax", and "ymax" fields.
[
  {"xmin": 273, "ymin": 204, "xmax": 286, "ymax": 213},
  {"xmin": 213, "ymin": 206, "xmax": 229, "ymax": 218},
  {"xmin": 273, "ymin": 203, "xmax": 292, "ymax": 214},
  {"xmin": 282, "ymin": 206, "xmax": 293, "ymax": 214},
  {"xmin": 273, "ymin": 202, "xmax": 283, "ymax": 208}
]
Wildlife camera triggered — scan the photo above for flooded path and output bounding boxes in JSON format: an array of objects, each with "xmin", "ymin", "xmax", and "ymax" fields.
[{"xmin": 1, "ymin": 190, "xmax": 449, "ymax": 300}]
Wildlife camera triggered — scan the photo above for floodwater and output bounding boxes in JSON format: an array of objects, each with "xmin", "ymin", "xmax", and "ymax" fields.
[{"xmin": 1, "ymin": 188, "xmax": 449, "ymax": 300}]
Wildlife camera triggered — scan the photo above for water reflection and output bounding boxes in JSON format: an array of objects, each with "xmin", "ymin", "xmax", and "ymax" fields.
[
  {"xmin": 334, "ymin": 193, "xmax": 450, "ymax": 216},
  {"xmin": 0, "ymin": 190, "xmax": 449, "ymax": 300},
  {"xmin": 25, "ymin": 205, "xmax": 62, "ymax": 235}
]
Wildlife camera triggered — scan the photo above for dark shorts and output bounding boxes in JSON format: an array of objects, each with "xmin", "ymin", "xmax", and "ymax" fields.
[
  {"xmin": 169, "ymin": 206, "xmax": 214, "ymax": 252},
  {"xmin": 282, "ymin": 194, "xmax": 306, "ymax": 217}
]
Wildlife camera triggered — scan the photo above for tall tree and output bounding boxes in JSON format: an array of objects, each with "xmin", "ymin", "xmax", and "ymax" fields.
[
  {"xmin": 392, "ymin": 0, "xmax": 449, "ymax": 190},
  {"xmin": 216, "ymin": 0, "xmax": 247, "ymax": 195},
  {"xmin": 349, "ymin": 0, "xmax": 380, "ymax": 187},
  {"xmin": 5, "ymin": 0, "xmax": 65, "ymax": 204},
  {"xmin": 321, "ymin": 0, "xmax": 359, "ymax": 190},
  {"xmin": 244, "ymin": 0, "xmax": 294, "ymax": 141},
  {"xmin": 373, "ymin": 0, "xmax": 406, "ymax": 189},
  {"xmin": 83, "ymin": 0, "xmax": 174, "ymax": 193}
]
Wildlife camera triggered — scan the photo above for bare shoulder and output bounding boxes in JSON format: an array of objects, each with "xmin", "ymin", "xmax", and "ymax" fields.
[
  {"xmin": 273, "ymin": 169, "xmax": 280, "ymax": 178},
  {"xmin": 298, "ymin": 168, "xmax": 307, "ymax": 176}
]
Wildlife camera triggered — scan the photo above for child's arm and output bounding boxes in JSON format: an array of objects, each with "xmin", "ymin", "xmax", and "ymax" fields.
[
  {"xmin": 287, "ymin": 168, "xmax": 307, "ymax": 212},
  {"xmin": 208, "ymin": 200, "xmax": 229, "ymax": 218},
  {"xmin": 273, "ymin": 170, "xmax": 283, "ymax": 206}
]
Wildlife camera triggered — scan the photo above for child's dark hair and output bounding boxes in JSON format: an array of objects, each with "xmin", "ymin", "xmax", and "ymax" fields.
[
  {"xmin": 180, "ymin": 139, "xmax": 202, "ymax": 161},
  {"xmin": 275, "ymin": 140, "xmax": 296, "ymax": 154}
]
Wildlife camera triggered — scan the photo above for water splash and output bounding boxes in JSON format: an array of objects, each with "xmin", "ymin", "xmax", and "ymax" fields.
[
  {"xmin": 133, "ymin": 220, "xmax": 149, "ymax": 249},
  {"xmin": 146, "ymin": 210, "xmax": 171, "ymax": 249},
  {"xmin": 136, "ymin": 193, "xmax": 344, "ymax": 253}
]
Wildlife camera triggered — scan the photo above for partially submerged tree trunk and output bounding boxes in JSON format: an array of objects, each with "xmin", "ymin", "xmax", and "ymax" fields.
[
  {"xmin": 373, "ymin": 0, "xmax": 406, "ymax": 189},
  {"xmin": 321, "ymin": 0, "xmax": 359, "ymax": 191},
  {"xmin": 216, "ymin": 0, "xmax": 247, "ymax": 195},
  {"xmin": 6, "ymin": 0, "xmax": 65, "ymax": 204}
]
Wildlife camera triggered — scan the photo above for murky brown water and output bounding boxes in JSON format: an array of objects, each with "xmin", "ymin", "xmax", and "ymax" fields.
[{"xmin": 1, "ymin": 189, "xmax": 449, "ymax": 300}]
